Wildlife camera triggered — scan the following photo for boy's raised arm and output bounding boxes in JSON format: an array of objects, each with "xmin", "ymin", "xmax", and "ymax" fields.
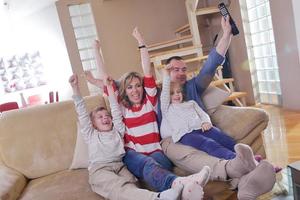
[
  {"xmin": 69, "ymin": 74, "xmax": 81, "ymax": 96},
  {"xmin": 69, "ymin": 74, "xmax": 94, "ymax": 141}
]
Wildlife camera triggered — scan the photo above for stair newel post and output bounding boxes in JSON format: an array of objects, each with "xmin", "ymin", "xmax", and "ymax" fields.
[{"xmin": 185, "ymin": 0, "xmax": 203, "ymax": 57}]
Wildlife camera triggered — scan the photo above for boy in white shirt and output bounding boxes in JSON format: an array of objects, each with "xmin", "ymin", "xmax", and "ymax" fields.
[{"xmin": 69, "ymin": 74, "xmax": 184, "ymax": 200}]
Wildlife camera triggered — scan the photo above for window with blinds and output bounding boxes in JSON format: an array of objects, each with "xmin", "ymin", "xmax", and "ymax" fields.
[{"xmin": 240, "ymin": 0, "xmax": 281, "ymax": 105}]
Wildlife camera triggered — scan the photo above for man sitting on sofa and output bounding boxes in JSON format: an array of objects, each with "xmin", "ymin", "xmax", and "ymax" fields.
[{"xmin": 157, "ymin": 16, "xmax": 276, "ymax": 199}]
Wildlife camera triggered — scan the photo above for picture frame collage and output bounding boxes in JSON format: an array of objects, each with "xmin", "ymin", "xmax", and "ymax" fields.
[{"xmin": 0, "ymin": 51, "xmax": 47, "ymax": 93}]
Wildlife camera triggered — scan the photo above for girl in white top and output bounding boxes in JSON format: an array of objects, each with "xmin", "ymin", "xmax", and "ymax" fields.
[{"xmin": 160, "ymin": 67, "xmax": 238, "ymax": 160}]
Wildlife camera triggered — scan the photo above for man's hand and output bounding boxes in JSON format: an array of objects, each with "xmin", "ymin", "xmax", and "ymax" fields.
[
  {"xmin": 216, "ymin": 15, "xmax": 233, "ymax": 56},
  {"xmin": 201, "ymin": 122, "xmax": 212, "ymax": 132},
  {"xmin": 221, "ymin": 16, "xmax": 232, "ymax": 37}
]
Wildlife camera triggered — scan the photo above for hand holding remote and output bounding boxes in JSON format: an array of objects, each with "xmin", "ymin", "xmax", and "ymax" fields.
[{"xmin": 218, "ymin": 3, "xmax": 239, "ymax": 36}]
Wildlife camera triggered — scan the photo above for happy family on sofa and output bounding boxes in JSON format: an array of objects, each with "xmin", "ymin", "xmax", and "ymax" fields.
[{"xmin": 67, "ymin": 16, "xmax": 279, "ymax": 200}]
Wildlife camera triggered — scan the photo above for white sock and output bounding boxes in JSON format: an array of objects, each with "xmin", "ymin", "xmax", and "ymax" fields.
[
  {"xmin": 157, "ymin": 184, "xmax": 183, "ymax": 200},
  {"xmin": 226, "ymin": 143, "xmax": 257, "ymax": 178},
  {"xmin": 181, "ymin": 182, "xmax": 204, "ymax": 200},
  {"xmin": 172, "ymin": 166, "xmax": 211, "ymax": 187}
]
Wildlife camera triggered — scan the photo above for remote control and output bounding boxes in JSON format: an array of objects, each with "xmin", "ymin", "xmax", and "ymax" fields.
[{"xmin": 218, "ymin": 3, "xmax": 239, "ymax": 36}]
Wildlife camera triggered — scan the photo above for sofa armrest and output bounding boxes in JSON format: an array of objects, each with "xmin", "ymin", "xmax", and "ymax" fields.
[
  {"xmin": 0, "ymin": 165, "xmax": 27, "ymax": 200},
  {"xmin": 210, "ymin": 105, "xmax": 269, "ymax": 142}
]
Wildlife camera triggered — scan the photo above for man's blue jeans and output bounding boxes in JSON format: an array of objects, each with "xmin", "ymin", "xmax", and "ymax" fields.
[
  {"xmin": 123, "ymin": 150, "xmax": 176, "ymax": 192},
  {"xmin": 179, "ymin": 127, "xmax": 236, "ymax": 159}
]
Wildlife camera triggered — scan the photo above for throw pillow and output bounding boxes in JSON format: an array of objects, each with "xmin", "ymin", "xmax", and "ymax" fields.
[
  {"xmin": 202, "ymin": 86, "xmax": 230, "ymax": 115},
  {"xmin": 69, "ymin": 123, "xmax": 89, "ymax": 169}
]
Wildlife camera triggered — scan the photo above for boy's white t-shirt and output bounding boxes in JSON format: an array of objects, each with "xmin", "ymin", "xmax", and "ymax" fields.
[{"xmin": 73, "ymin": 95, "xmax": 125, "ymax": 170}]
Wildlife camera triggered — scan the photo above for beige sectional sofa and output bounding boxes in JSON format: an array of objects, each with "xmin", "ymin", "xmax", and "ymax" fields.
[{"xmin": 0, "ymin": 95, "xmax": 268, "ymax": 200}]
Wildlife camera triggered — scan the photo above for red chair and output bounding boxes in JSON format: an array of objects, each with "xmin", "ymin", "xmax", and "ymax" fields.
[{"xmin": 0, "ymin": 102, "xmax": 19, "ymax": 112}]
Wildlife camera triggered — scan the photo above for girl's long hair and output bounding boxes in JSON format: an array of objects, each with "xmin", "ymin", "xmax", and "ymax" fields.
[{"xmin": 118, "ymin": 71, "xmax": 145, "ymax": 108}]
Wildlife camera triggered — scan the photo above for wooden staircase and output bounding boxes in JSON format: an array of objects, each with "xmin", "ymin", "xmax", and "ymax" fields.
[
  {"xmin": 148, "ymin": 0, "xmax": 247, "ymax": 107},
  {"xmin": 148, "ymin": 35, "xmax": 193, "ymax": 51}
]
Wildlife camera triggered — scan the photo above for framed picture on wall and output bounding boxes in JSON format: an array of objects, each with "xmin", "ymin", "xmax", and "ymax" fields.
[{"xmin": 0, "ymin": 51, "xmax": 47, "ymax": 94}]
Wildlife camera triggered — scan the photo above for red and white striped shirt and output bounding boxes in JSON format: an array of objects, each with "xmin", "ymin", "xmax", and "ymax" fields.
[{"xmin": 105, "ymin": 76, "xmax": 162, "ymax": 155}]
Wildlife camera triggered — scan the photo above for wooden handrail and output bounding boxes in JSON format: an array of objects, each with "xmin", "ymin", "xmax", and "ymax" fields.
[
  {"xmin": 150, "ymin": 45, "xmax": 201, "ymax": 58},
  {"xmin": 196, "ymin": 6, "xmax": 219, "ymax": 15},
  {"xmin": 226, "ymin": 92, "xmax": 247, "ymax": 101},
  {"xmin": 210, "ymin": 78, "xmax": 234, "ymax": 87},
  {"xmin": 174, "ymin": 24, "xmax": 190, "ymax": 34},
  {"xmin": 148, "ymin": 35, "xmax": 193, "ymax": 51}
]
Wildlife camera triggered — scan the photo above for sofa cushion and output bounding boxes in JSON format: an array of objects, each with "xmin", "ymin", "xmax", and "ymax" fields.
[
  {"xmin": 210, "ymin": 105, "xmax": 268, "ymax": 141},
  {"xmin": 69, "ymin": 123, "xmax": 89, "ymax": 169},
  {"xmin": 18, "ymin": 169, "xmax": 103, "ymax": 200},
  {"xmin": 202, "ymin": 86, "xmax": 230, "ymax": 115},
  {"xmin": 0, "ymin": 95, "xmax": 105, "ymax": 179}
]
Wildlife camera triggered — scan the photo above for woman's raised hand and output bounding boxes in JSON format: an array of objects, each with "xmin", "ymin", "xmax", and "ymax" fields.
[{"xmin": 132, "ymin": 27, "xmax": 145, "ymax": 45}]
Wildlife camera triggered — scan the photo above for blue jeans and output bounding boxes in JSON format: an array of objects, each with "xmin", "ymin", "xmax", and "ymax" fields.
[
  {"xmin": 179, "ymin": 127, "xmax": 236, "ymax": 159},
  {"xmin": 148, "ymin": 151, "xmax": 173, "ymax": 171},
  {"xmin": 123, "ymin": 150, "xmax": 176, "ymax": 192}
]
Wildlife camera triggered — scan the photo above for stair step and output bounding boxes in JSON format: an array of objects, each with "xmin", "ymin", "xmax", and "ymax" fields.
[
  {"xmin": 210, "ymin": 78, "xmax": 234, "ymax": 87},
  {"xmin": 226, "ymin": 92, "xmax": 247, "ymax": 102},
  {"xmin": 148, "ymin": 35, "xmax": 193, "ymax": 51},
  {"xmin": 150, "ymin": 45, "xmax": 202, "ymax": 61},
  {"xmin": 174, "ymin": 24, "xmax": 190, "ymax": 34},
  {"xmin": 196, "ymin": 6, "xmax": 219, "ymax": 16},
  {"xmin": 186, "ymin": 65, "xmax": 223, "ymax": 79}
]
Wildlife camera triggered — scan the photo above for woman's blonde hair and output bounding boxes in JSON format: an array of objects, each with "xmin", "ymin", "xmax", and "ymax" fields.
[{"xmin": 118, "ymin": 72, "xmax": 145, "ymax": 108}]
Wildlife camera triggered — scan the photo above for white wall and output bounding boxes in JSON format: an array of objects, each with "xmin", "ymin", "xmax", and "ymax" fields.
[
  {"xmin": 0, "ymin": 4, "xmax": 72, "ymax": 105},
  {"xmin": 270, "ymin": 0, "xmax": 300, "ymax": 110},
  {"xmin": 292, "ymin": 0, "xmax": 300, "ymax": 65}
]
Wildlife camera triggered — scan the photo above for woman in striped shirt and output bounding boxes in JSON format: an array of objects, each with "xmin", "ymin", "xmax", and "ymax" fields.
[{"xmin": 93, "ymin": 28, "xmax": 213, "ymax": 199}]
